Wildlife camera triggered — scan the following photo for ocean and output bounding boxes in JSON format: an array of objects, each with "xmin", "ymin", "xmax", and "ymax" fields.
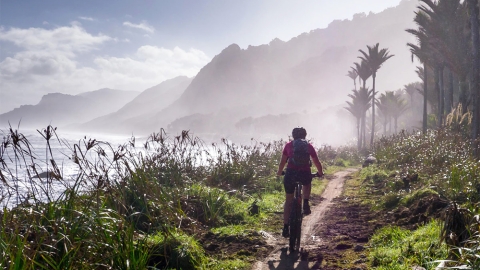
[{"xmin": 0, "ymin": 128, "xmax": 148, "ymax": 208}]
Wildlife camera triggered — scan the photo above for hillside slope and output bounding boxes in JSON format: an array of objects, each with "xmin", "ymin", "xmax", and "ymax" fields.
[
  {"xmin": 74, "ymin": 76, "xmax": 192, "ymax": 134},
  {"xmin": 133, "ymin": 0, "xmax": 419, "ymax": 143},
  {"xmin": 0, "ymin": 89, "xmax": 139, "ymax": 129}
]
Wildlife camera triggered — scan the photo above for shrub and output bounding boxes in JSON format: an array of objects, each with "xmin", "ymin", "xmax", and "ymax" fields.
[
  {"xmin": 147, "ymin": 229, "xmax": 206, "ymax": 269},
  {"xmin": 399, "ymin": 188, "xmax": 439, "ymax": 207}
]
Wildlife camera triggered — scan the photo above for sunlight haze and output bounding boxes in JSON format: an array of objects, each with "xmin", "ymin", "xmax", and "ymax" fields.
[{"xmin": 1, "ymin": 0, "xmax": 402, "ymax": 113}]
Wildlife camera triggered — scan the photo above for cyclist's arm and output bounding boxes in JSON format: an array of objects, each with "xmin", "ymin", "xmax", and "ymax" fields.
[
  {"xmin": 312, "ymin": 156, "xmax": 323, "ymax": 177},
  {"xmin": 277, "ymin": 154, "xmax": 288, "ymax": 176},
  {"xmin": 308, "ymin": 144, "xmax": 323, "ymax": 176}
]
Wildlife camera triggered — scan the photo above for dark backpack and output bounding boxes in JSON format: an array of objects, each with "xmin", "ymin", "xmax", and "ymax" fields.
[{"xmin": 290, "ymin": 139, "xmax": 311, "ymax": 167}]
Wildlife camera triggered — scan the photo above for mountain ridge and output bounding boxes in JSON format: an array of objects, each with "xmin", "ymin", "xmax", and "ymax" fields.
[{"xmin": 0, "ymin": 89, "xmax": 139, "ymax": 129}]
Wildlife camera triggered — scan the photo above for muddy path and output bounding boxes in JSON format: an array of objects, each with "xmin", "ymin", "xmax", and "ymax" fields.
[{"xmin": 250, "ymin": 168, "xmax": 359, "ymax": 270}]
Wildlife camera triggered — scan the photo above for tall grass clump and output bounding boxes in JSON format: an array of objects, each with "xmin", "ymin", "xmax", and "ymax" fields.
[
  {"xmin": 445, "ymin": 232, "xmax": 480, "ymax": 269},
  {"xmin": 205, "ymin": 138, "xmax": 284, "ymax": 192},
  {"xmin": 369, "ymin": 220, "xmax": 448, "ymax": 269},
  {"xmin": 147, "ymin": 229, "xmax": 207, "ymax": 269}
]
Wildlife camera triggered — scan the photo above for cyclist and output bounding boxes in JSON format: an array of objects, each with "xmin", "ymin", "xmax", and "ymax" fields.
[{"xmin": 276, "ymin": 127, "xmax": 324, "ymax": 238}]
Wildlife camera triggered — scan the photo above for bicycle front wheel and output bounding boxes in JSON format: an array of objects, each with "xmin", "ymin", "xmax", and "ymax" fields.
[{"xmin": 289, "ymin": 199, "xmax": 302, "ymax": 252}]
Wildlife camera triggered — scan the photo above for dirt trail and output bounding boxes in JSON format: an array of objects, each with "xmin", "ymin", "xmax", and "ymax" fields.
[{"xmin": 250, "ymin": 168, "xmax": 358, "ymax": 270}]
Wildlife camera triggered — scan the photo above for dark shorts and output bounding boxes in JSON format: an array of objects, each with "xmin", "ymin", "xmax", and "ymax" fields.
[{"xmin": 283, "ymin": 169, "xmax": 312, "ymax": 194}]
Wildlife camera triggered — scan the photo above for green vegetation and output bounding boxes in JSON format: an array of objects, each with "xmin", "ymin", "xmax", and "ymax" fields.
[
  {"xmin": 353, "ymin": 126, "xmax": 480, "ymax": 269},
  {"xmin": 2, "ymin": 119, "xmax": 480, "ymax": 269},
  {"xmin": 369, "ymin": 221, "xmax": 448, "ymax": 269},
  {"xmin": 0, "ymin": 126, "xmax": 357, "ymax": 269}
]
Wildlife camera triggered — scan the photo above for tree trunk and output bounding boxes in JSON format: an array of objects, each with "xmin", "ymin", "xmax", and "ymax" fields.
[
  {"xmin": 434, "ymin": 66, "xmax": 440, "ymax": 128},
  {"xmin": 423, "ymin": 62, "xmax": 428, "ymax": 134},
  {"xmin": 459, "ymin": 80, "xmax": 469, "ymax": 114},
  {"xmin": 439, "ymin": 65, "xmax": 445, "ymax": 126},
  {"xmin": 370, "ymin": 73, "xmax": 376, "ymax": 147},
  {"xmin": 361, "ymin": 113, "xmax": 366, "ymax": 149},
  {"xmin": 357, "ymin": 117, "xmax": 361, "ymax": 150},
  {"xmin": 447, "ymin": 68, "xmax": 454, "ymax": 114},
  {"xmin": 394, "ymin": 117, "xmax": 398, "ymax": 134},
  {"xmin": 468, "ymin": 0, "xmax": 480, "ymax": 155},
  {"xmin": 389, "ymin": 117, "xmax": 392, "ymax": 134}
]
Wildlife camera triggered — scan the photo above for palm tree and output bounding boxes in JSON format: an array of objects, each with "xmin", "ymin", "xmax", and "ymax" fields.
[
  {"xmin": 390, "ymin": 92, "xmax": 409, "ymax": 133},
  {"xmin": 414, "ymin": 0, "xmax": 472, "ymax": 117},
  {"xmin": 403, "ymin": 82, "xmax": 420, "ymax": 106},
  {"xmin": 419, "ymin": 0, "xmax": 470, "ymax": 118},
  {"xmin": 345, "ymin": 95, "xmax": 362, "ymax": 149},
  {"xmin": 345, "ymin": 87, "xmax": 373, "ymax": 149},
  {"xmin": 352, "ymin": 61, "xmax": 372, "ymax": 89},
  {"xmin": 377, "ymin": 92, "xmax": 393, "ymax": 135},
  {"xmin": 407, "ymin": 9, "xmax": 434, "ymax": 134},
  {"xmin": 346, "ymin": 68, "xmax": 358, "ymax": 90},
  {"xmin": 358, "ymin": 43, "xmax": 394, "ymax": 147}
]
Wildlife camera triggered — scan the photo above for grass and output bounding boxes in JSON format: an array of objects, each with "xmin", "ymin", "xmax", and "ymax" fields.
[
  {"xmin": 369, "ymin": 220, "xmax": 448, "ymax": 269},
  {"xmin": 0, "ymin": 125, "xmax": 357, "ymax": 269},
  {"xmin": 206, "ymin": 258, "xmax": 251, "ymax": 270},
  {"xmin": 359, "ymin": 127, "xmax": 480, "ymax": 269},
  {"xmin": 147, "ymin": 229, "xmax": 207, "ymax": 269},
  {"xmin": 5, "ymin": 124, "xmax": 479, "ymax": 269}
]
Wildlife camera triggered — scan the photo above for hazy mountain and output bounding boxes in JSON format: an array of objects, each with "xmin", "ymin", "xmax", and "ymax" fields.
[
  {"xmin": 0, "ymin": 89, "xmax": 139, "ymax": 129},
  {"xmin": 2, "ymin": 0, "xmax": 421, "ymax": 146},
  {"xmin": 72, "ymin": 76, "xmax": 193, "ymax": 134},
  {"xmin": 129, "ymin": 0, "xmax": 419, "ymax": 145}
]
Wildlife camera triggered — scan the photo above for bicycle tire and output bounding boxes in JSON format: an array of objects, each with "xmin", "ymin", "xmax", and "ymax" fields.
[
  {"xmin": 289, "ymin": 183, "xmax": 303, "ymax": 252},
  {"xmin": 294, "ymin": 199, "xmax": 302, "ymax": 251},
  {"xmin": 288, "ymin": 200, "xmax": 299, "ymax": 251}
]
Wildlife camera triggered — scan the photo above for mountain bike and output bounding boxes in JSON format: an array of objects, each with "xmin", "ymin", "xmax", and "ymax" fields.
[{"xmin": 285, "ymin": 171, "xmax": 322, "ymax": 253}]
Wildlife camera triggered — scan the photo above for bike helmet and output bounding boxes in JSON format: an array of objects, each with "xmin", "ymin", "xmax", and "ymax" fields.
[{"xmin": 292, "ymin": 127, "xmax": 307, "ymax": 139}]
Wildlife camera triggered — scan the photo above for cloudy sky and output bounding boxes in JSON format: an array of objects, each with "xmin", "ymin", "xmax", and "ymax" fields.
[{"xmin": 0, "ymin": 0, "xmax": 402, "ymax": 114}]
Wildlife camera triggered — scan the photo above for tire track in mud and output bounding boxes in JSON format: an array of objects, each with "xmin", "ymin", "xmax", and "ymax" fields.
[{"xmin": 250, "ymin": 168, "xmax": 359, "ymax": 270}]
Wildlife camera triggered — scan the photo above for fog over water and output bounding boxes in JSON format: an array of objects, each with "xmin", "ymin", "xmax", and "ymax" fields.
[{"xmin": 0, "ymin": 129, "xmax": 144, "ymax": 206}]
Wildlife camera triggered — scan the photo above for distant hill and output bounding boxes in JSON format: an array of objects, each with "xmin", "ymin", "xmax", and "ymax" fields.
[
  {"xmin": 73, "ymin": 76, "xmax": 193, "ymax": 134},
  {"xmin": 129, "ymin": 0, "xmax": 419, "ymax": 145},
  {"xmin": 0, "ymin": 89, "xmax": 139, "ymax": 129}
]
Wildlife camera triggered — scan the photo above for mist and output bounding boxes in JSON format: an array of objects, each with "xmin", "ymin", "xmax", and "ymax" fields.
[{"xmin": 0, "ymin": 0, "xmax": 421, "ymax": 148}]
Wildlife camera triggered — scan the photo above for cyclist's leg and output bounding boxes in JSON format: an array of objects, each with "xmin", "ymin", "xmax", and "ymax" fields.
[
  {"xmin": 300, "ymin": 171, "xmax": 313, "ymax": 214},
  {"xmin": 283, "ymin": 169, "xmax": 297, "ymax": 223},
  {"xmin": 283, "ymin": 170, "xmax": 296, "ymax": 237},
  {"xmin": 302, "ymin": 184, "xmax": 311, "ymax": 200}
]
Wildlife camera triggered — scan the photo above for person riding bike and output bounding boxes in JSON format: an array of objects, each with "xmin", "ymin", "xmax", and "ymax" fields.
[{"xmin": 276, "ymin": 127, "xmax": 324, "ymax": 238}]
